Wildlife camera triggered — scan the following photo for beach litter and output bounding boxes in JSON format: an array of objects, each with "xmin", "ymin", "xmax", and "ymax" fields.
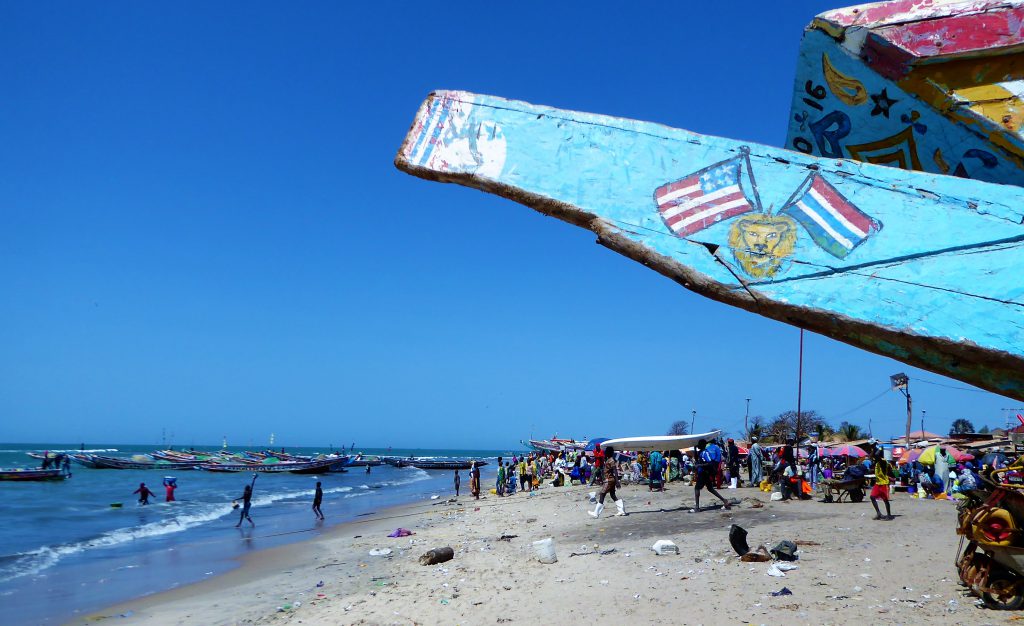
[
  {"xmin": 419, "ymin": 547, "xmax": 454, "ymax": 565},
  {"xmin": 652, "ymin": 539, "xmax": 680, "ymax": 555},
  {"xmin": 388, "ymin": 528, "xmax": 414, "ymax": 538},
  {"xmin": 766, "ymin": 562, "xmax": 799, "ymax": 578},
  {"xmin": 533, "ymin": 537, "xmax": 558, "ymax": 564},
  {"xmin": 771, "ymin": 587, "xmax": 793, "ymax": 596},
  {"xmin": 368, "ymin": 548, "xmax": 393, "ymax": 557},
  {"xmin": 770, "ymin": 540, "xmax": 799, "ymax": 561},
  {"xmin": 497, "ymin": 534, "xmax": 518, "ymax": 542}
]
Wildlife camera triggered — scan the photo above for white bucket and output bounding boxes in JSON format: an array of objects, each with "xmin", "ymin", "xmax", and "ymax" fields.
[{"xmin": 533, "ymin": 537, "xmax": 558, "ymax": 564}]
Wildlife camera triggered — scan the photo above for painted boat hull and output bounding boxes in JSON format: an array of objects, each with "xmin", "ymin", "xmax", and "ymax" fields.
[
  {"xmin": 396, "ymin": 91, "xmax": 1024, "ymax": 400},
  {"xmin": 407, "ymin": 460, "xmax": 489, "ymax": 470},
  {"xmin": 197, "ymin": 457, "xmax": 345, "ymax": 474},
  {"xmin": 601, "ymin": 431, "xmax": 723, "ymax": 452},
  {"xmin": 0, "ymin": 468, "xmax": 69, "ymax": 481}
]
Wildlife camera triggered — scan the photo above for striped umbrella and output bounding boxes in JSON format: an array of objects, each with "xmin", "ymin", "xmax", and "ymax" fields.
[{"xmin": 827, "ymin": 444, "xmax": 868, "ymax": 458}]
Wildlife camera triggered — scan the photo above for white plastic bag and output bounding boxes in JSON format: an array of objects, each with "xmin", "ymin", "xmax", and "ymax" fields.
[
  {"xmin": 533, "ymin": 537, "xmax": 558, "ymax": 564},
  {"xmin": 651, "ymin": 540, "xmax": 679, "ymax": 555}
]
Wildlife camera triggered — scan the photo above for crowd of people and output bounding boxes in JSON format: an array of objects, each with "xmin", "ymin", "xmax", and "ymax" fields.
[{"xmin": 469, "ymin": 437, "xmax": 994, "ymax": 522}]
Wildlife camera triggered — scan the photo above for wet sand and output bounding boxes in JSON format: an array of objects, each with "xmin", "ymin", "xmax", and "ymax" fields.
[{"xmin": 78, "ymin": 481, "xmax": 1019, "ymax": 625}]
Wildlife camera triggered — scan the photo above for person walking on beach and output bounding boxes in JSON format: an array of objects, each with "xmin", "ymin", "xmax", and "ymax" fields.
[
  {"xmin": 496, "ymin": 461, "xmax": 506, "ymax": 497},
  {"xmin": 692, "ymin": 439, "xmax": 731, "ymax": 513},
  {"xmin": 727, "ymin": 439, "xmax": 741, "ymax": 488},
  {"xmin": 870, "ymin": 448, "xmax": 895, "ymax": 520},
  {"xmin": 312, "ymin": 481, "xmax": 324, "ymax": 520},
  {"xmin": 134, "ymin": 482, "xmax": 155, "ymax": 505},
  {"xmin": 588, "ymin": 446, "xmax": 625, "ymax": 518},
  {"xmin": 235, "ymin": 483, "xmax": 255, "ymax": 527},
  {"xmin": 470, "ymin": 461, "xmax": 481, "ymax": 499},
  {"xmin": 454, "ymin": 470, "xmax": 461, "ymax": 497}
]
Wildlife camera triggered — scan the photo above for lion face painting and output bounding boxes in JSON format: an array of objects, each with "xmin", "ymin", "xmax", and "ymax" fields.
[{"xmin": 728, "ymin": 214, "xmax": 798, "ymax": 278}]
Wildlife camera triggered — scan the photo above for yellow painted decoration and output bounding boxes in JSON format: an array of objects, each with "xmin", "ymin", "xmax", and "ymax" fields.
[
  {"xmin": 727, "ymin": 214, "xmax": 798, "ymax": 279},
  {"xmin": 933, "ymin": 147, "xmax": 950, "ymax": 173},
  {"xmin": 846, "ymin": 127, "xmax": 923, "ymax": 170},
  {"xmin": 822, "ymin": 53, "xmax": 868, "ymax": 106},
  {"xmin": 954, "ymin": 84, "xmax": 1024, "ymax": 133}
]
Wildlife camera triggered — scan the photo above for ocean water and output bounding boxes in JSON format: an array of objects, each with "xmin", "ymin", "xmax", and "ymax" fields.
[{"xmin": 0, "ymin": 443, "xmax": 513, "ymax": 625}]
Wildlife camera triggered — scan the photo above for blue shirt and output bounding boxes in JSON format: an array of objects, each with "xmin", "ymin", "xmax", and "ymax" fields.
[{"xmin": 700, "ymin": 444, "xmax": 723, "ymax": 464}]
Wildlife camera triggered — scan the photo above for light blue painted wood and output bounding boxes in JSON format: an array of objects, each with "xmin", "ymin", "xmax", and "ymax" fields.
[
  {"xmin": 785, "ymin": 27, "xmax": 1024, "ymax": 185},
  {"xmin": 396, "ymin": 91, "xmax": 1024, "ymax": 399}
]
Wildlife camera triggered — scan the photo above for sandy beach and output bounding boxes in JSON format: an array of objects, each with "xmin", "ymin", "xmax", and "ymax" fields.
[{"xmin": 74, "ymin": 480, "xmax": 1022, "ymax": 626}]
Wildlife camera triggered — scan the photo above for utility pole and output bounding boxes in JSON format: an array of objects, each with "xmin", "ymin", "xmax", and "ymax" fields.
[
  {"xmin": 745, "ymin": 398, "xmax": 751, "ymax": 439},
  {"xmin": 691, "ymin": 409, "xmax": 696, "ymax": 433},
  {"xmin": 796, "ymin": 330, "xmax": 804, "ymax": 442},
  {"xmin": 891, "ymin": 373, "xmax": 911, "ymax": 446},
  {"xmin": 921, "ymin": 409, "xmax": 926, "ymax": 438}
]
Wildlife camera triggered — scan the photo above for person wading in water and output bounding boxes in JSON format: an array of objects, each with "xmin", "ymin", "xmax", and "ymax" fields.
[{"xmin": 235, "ymin": 482, "xmax": 256, "ymax": 527}]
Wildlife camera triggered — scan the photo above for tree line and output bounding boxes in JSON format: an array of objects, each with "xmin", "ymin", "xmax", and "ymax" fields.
[{"xmin": 667, "ymin": 413, "xmax": 989, "ymax": 443}]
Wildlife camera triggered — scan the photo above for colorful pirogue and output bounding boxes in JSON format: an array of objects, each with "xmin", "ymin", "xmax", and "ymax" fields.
[{"xmin": 395, "ymin": 0, "xmax": 1024, "ymax": 402}]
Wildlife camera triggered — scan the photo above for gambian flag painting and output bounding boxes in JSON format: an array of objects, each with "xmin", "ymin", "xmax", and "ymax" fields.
[{"xmin": 780, "ymin": 173, "xmax": 882, "ymax": 259}]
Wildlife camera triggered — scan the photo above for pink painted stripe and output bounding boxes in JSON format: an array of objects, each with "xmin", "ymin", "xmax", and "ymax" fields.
[
  {"xmin": 874, "ymin": 7, "xmax": 1024, "ymax": 58},
  {"xmin": 811, "ymin": 178, "xmax": 874, "ymax": 233}
]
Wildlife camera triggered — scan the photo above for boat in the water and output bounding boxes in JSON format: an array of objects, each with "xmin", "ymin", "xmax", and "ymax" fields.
[
  {"xmin": 347, "ymin": 455, "xmax": 383, "ymax": 467},
  {"xmin": 395, "ymin": 89, "xmax": 1024, "ymax": 400},
  {"xmin": 0, "ymin": 467, "xmax": 71, "ymax": 481},
  {"xmin": 77, "ymin": 454, "xmax": 198, "ymax": 470},
  {"xmin": 196, "ymin": 456, "xmax": 347, "ymax": 474},
  {"xmin": 383, "ymin": 458, "xmax": 489, "ymax": 470}
]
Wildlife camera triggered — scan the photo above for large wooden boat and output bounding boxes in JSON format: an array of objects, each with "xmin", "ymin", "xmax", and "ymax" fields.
[
  {"xmin": 196, "ymin": 456, "xmax": 347, "ymax": 474},
  {"xmin": 395, "ymin": 90, "xmax": 1024, "ymax": 400},
  {"xmin": 0, "ymin": 467, "xmax": 71, "ymax": 481},
  {"xmin": 77, "ymin": 454, "xmax": 198, "ymax": 470}
]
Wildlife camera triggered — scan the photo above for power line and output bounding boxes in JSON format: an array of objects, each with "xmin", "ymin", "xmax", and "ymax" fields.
[
  {"xmin": 909, "ymin": 377, "xmax": 987, "ymax": 391},
  {"xmin": 830, "ymin": 387, "xmax": 891, "ymax": 421}
]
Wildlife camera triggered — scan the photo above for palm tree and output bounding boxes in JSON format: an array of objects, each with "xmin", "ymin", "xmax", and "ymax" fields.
[
  {"xmin": 837, "ymin": 421, "xmax": 863, "ymax": 442},
  {"xmin": 745, "ymin": 415, "xmax": 765, "ymax": 442}
]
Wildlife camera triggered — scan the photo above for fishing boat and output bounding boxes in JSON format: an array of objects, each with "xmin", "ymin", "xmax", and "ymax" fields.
[
  {"xmin": 395, "ymin": 89, "xmax": 1024, "ymax": 401},
  {"xmin": 347, "ymin": 455, "xmax": 384, "ymax": 467},
  {"xmin": 382, "ymin": 457, "xmax": 488, "ymax": 470},
  {"xmin": 197, "ymin": 456, "xmax": 347, "ymax": 474},
  {"xmin": 79, "ymin": 454, "xmax": 198, "ymax": 470},
  {"xmin": 601, "ymin": 431, "xmax": 723, "ymax": 452},
  {"xmin": 0, "ymin": 467, "xmax": 71, "ymax": 481},
  {"xmin": 407, "ymin": 459, "xmax": 488, "ymax": 470},
  {"xmin": 525, "ymin": 438, "xmax": 587, "ymax": 452}
]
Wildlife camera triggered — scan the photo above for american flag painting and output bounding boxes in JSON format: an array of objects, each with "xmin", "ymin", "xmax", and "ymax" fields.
[
  {"xmin": 780, "ymin": 173, "xmax": 881, "ymax": 259},
  {"xmin": 654, "ymin": 157, "xmax": 756, "ymax": 237}
]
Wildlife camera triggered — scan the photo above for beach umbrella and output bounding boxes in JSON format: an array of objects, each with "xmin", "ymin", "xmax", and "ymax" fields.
[
  {"xmin": 828, "ymin": 444, "xmax": 867, "ymax": 458},
  {"xmin": 918, "ymin": 446, "xmax": 939, "ymax": 465},
  {"xmin": 897, "ymin": 448, "xmax": 923, "ymax": 465},
  {"xmin": 979, "ymin": 452, "xmax": 1010, "ymax": 467},
  {"xmin": 919, "ymin": 445, "xmax": 974, "ymax": 465}
]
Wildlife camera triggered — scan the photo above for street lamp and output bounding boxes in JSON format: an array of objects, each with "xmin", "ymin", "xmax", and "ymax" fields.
[
  {"xmin": 745, "ymin": 398, "xmax": 751, "ymax": 438},
  {"xmin": 890, "ymin": 373, "xmax": 912, "ymax": 446},
  {"xmin": 691, "ymin": 409, "xmax": 696, "ymax": 432},
  {"xmin": 921, "ymin": 410, "xmax": 926, "ymax": 438}
]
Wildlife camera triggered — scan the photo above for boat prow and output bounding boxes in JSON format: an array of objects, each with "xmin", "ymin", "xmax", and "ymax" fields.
[{"xmin": 396, "ymin": 91, "xmax": 1024, "ymax": 400}]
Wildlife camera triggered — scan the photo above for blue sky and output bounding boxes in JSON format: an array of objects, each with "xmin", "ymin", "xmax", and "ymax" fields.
[{"xmin": 1, "ymin": 2, "xmax": 1019, "ymax": 449}]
